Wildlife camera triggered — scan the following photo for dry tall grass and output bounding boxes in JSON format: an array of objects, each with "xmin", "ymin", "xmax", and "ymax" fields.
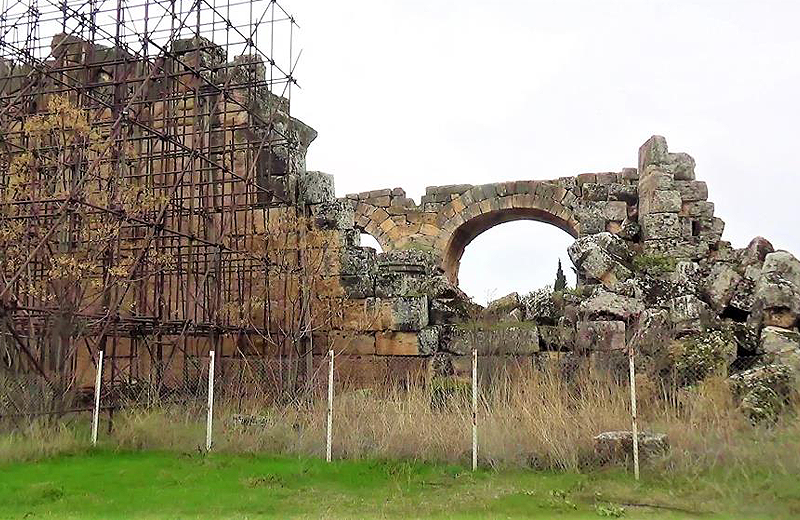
[{"xmin": 3, "ymin": 362, "xmax": 799, "ymax": 481}]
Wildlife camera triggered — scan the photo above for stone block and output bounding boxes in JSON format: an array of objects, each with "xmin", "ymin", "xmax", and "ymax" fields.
[
  {"xmin": 638, "ymin": 135, "xmax": 670, "ymax": 172},
  {"xmin": 674, "ymin": 180, "xmax": 708, "ymax": 202},
  {"xmin": 629, "ymin": 308, "xmax": 671, "ymax": 356},
  {"xmin": 483, "ymin": 184, "xmax": 500, "ymax": 198},
  {"xmin": 552, "ymin": 177, "xmax": 574, "ymax": 191},
  {"xmin": 372, "ymin": 195, "xmax": 390, "ymax": 207},
  {"xmin": 750, "ymin": 251, "xmax": 800, "ymax": 328},
  {"xmin": 568, "ymin": 232, "xmax": 634, "ymax": 287},
  {"xmin": 312, "ymin": 199, "xmax": 355, "ymax": 229},
  {"xmin": 595, "ymin": 172, "xmax": 617, "ymax": 185},
  {"xmin": 579, "ymin": 291, "xmax": 644, "ymax": 320},
  {"xmin": 305, "ymin": 229, "xmax": 352, "ymax": 249},
  {"xmin": 594, "ymin": 431, "xmax": 669, "ymax": 464},
  {"xmin": 641, "ymin": 190, "xmax": 682, "ymax": 215},
  {"xmin": 582, "ymin": 183, "xmax": 608, "ymax": 201},
  {"xmin": 298, "ymin": 171, "xmax": 335, "ymax": 204},
  {"xmin": 680, "ymin": 217, "xmax": 694, "ymax": 238},
  {"xmin": 341, "ymin": 299, "xmax": 379, "ymax": 330},
  {"xmin": 641, "ymin": 213, "xmax": 681, "ymax": 240},
  {"xmin": 641, "ymin": 237, "xmax": 710, "ymax": 261},
  {"xmin": 369, "ymin": 188, "xmax": 392, "ymax": 198},
  {"xmin": 671, "ymin": 261, "xmax": 701, "ymax": 295},
  {"xmin": 730, "ymin": 364, "xmax": 795, "ymax": 423},
  {"xmin": 342, "ymin": 229, "xmax": 361, "ymax": 248},
  {"xmin": 760, "ymin": 326, "xmax": 800, "ymax": 371},
  {"xmin": 379, "ymin": 218, "xmax": 397, "ymax": 233},
  {"xmin": 376, "ymin": 331, "xmax": 421, "ymax": 356},
  {"xmin": 340, "ymin": 274, "xmax": 375, "ymax": 298},
  {"xmin": 729, "ymin": 277, "xmax": 756, "ymax": 313},
  {"xmin": 341, "ymin": 296, "xmax": 427, "ymax": 332},
  {"xmin": 446, "ymin": 326, "xmax": 540, "ymax": 356},
  {"xmin": 329, "ymin": 331, "xmax": 376, "ymax": 355},
  {"xmin": 339, "ymin": 246, "xmax": 377, "ymax": 276},
  {"xmin": 389, "ymin": 296, "xmax": 429, "ymax": 331},
  {"xmin": 375, "ymin": 271, "xmax": 423, "ymax": 298},
  {"xmin": 667, "ymin": 295, "xmax": 710, "ymax": 332},
  {"xmin": 638, "ymin": 166, "xmax": 674, "ymax": 194},
  {"xmin": 666, "ymin": 152, "xmax": 696, "ymax": 180},
  {"xmin": 578, "ymin": 214, "xmax": 607, "ymax": 235},
  {"xmin": 741, "ymin": 236, "xmax": 775, "ymax": 267},
  {"xmin": 695, "ymin": 216, "xmax": 725, "ymax": 243},
  {"xmin": 622, "ymin": 167, "xmax": 639, "ymax": 182},
  {"xmin": 418, "ymin": 327, "xmax": 441, "ymax": 355},
  {"xmin": 762, "ymin": 251, "xmax": 800, "ymax": 284},
  {"xmin": 604, "ymin": 201, "xmax": 627, "ymax": 221},
  {"xmin": 681, "ymin": 201, "xmax": 714, "ymax": 218},
  {"xmin": 370, "ymin": 207, "xmax": 389, "ymax": 223},
  {"xmin": 485, "ymin": 292, "xmax": 520, "ymax": 315},
  {"xmin": 610, "ymin": 214, "xmax": 634, "ymax": 236},
  {"xmin": 576, "ymin": 321, "xmax": 626, "ymax": 351},
  {"xmin": 703, "ymin": 263, "xmax": 742, "ymax": 311},
  {"xmin": 608, "ymin": 183, "xmax": 638, "ymax": 204}
]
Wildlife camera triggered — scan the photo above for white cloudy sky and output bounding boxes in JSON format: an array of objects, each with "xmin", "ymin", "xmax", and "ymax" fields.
[{"xmin": 286, "ymin": 0, "xmax": 800, "ymax": 304}]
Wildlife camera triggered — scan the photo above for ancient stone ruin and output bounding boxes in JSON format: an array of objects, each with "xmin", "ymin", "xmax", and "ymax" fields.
[
  {"xmin": 340, "ymin": 136, "xmax": 799, "ymax": 406},
  {"xmin": 1, "ymin": 29, "xmax": 798, "ymax": 417}
]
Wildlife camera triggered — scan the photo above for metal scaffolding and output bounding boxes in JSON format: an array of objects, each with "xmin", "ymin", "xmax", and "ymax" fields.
[{"xmin": 0, "ymin": 0, "xmax": 316, "ymax": 423}]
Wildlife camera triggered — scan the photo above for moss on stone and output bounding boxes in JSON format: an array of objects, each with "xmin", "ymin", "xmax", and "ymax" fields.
[
  {"xmin": 397, "ymin": 242, "xmax": 437, "ymax": 254},
  {"xmin": 671, "ymin": 329, "xmax": 736, "ymax": 385},
  {"xmin": 632, "ymin": 254, "xmax": 678, "ymax": 275},
  {"xmin": 430, "ymin": 376, "xmax": 470, "ymax": 410},
  {"xmin": 730, "ymin": 364, "xmax": 795, "ymax": 423}
]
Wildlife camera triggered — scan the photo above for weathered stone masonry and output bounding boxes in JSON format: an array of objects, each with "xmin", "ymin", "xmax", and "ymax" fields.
[
  {"xmin": 344, "ymin": 137, "xmax": 719, "ymax": 284},
  {"xmin": 308, "ymin": 135, "xmax": 800, "ymax": 402},
  {"xmin": 4, "ymin": 32, "xmax": 798, "ymax": 396}
]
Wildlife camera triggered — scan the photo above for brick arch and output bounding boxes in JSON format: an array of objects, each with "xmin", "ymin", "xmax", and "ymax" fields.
[
  {"xmin": 351, "ymin": 203, "xmax": 396, "ymax": 253},
  {"xmin": 433, "ymin": 182, "xmax": 579, "ymax": 284},
  {"xmin": 345, "ymin": 172, "xmax": 637, "ymax": 284}
]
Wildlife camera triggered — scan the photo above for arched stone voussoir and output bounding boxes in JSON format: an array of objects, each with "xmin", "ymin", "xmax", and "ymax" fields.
[
  {"xmin": 349, "ymin": 168, "xmax": 640, "ymax": 283},
  {"xmin": 439, "ymin": 204, "xmax": 579, "ymax": 284},
  {"xmin": 359, "ymin": 219, "xmax": 392, "ymax": 252}
]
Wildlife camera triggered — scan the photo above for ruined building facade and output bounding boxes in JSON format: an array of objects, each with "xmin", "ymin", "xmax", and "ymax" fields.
[{"xmin": 2, "ymin": 33, "xmax": 799, "ymax": 398}]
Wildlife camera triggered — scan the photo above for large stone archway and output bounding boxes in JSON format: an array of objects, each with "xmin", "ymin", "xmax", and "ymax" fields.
[
  {"xmin": 347, "ymin": 176, "xmax": 631, "ymax": 283},
  {"xmin": 439, "ymin": 205, "xmax": 579, "ymax": 284}
]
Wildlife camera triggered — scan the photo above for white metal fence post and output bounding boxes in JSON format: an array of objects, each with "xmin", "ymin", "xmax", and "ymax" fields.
[
  {"xmin": 206, "ymin": 350, "xmax": 216, "ymax": 451},
  {"xmin": 327, "ymin": 349, "xmax": 334, "ymax": 463},
  {"xmin": 628, "ymin": 346, "xmax": 640, "ymax": 481},
  {"xmin": 91, "ymin": 350, "xmax": 104, "ymax": 446},
  {"xmin": 472, "ymin": 348, "xmax": 478, "ymax": 471}
]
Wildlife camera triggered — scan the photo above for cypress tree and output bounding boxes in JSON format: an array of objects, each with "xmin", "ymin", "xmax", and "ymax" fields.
[{"xmin": 554, "ymin": 259, "xmax": 567, "ymax": 292}]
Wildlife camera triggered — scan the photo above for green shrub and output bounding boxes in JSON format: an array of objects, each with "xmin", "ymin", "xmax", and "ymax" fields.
[
  {"xmin": 632, "ymin": 254, "xmax": 677, "ymax": 275},
  {"xmin": 672, "ymin": 330, "xmax": 736, "ymax": 385},
  {"xmin": 430, "ymin": 376, "xmax": 470, "ymax": 410}
]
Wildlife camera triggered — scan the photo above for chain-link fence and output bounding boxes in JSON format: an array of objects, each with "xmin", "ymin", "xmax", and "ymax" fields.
[
  {"xmin": 4, "ymin": 331, "xmax": 781, "ymax": 478},
  {"xmin": 0, "ymin": 353, "xmax": 98, "ymax": 434}
]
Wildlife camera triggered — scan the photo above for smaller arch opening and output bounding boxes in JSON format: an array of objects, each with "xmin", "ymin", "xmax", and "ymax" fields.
[{"xmin": 360, "ymin": 233, "xmax": 383, "ymax": 253}]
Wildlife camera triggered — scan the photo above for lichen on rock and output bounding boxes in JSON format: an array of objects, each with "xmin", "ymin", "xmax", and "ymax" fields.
[
  {"xmin": 730, "ymin": 364, "xmax": 795, "ymax": 423},
  {"xmin": 670, "ymin": 329, "xmax": 737, "ymax": 384}
]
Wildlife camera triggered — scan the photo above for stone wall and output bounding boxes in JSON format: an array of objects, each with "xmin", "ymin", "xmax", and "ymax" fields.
[
  {"xmin": 347, "ymin": 168, "xmax": 642, "ymax": 283},
  {"xmin": 3, "ymin": 33, "xmax": 798, "ymax": 395},
  {"xmin": 328, "ymin": 136, "xmax": 799, "ymax": 397},
  {"xmin": 638, "ymin": 136, "xmax": 722, "ymax": 260}
]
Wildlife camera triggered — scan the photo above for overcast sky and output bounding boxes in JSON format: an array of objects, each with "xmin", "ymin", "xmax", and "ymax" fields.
[{"xmin": 288, "ymin": 0, "xmax": 800, "ymax": 303}]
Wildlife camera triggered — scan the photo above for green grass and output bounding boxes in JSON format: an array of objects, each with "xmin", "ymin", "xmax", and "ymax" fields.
[{"xmin": 0, "ymin": 450, "xmax": 797, "ymax": 519}]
